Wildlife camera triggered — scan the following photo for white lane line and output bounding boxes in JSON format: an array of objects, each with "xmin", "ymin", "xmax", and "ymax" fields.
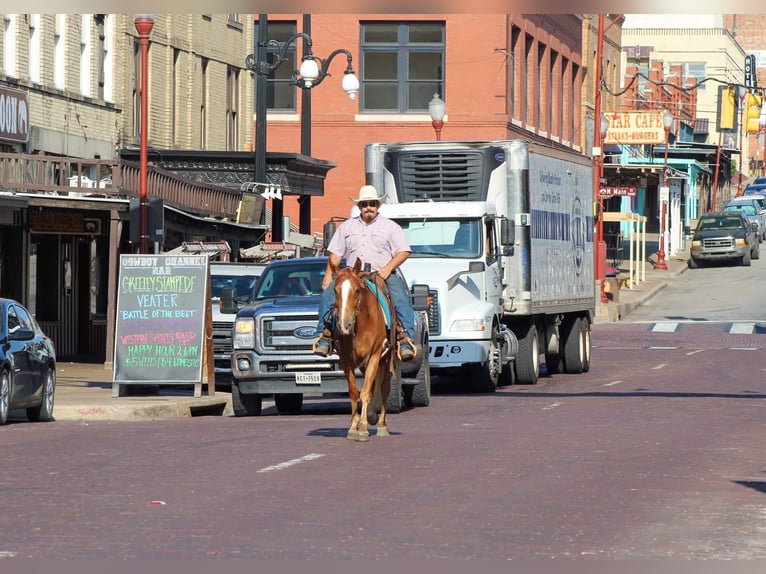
[
  {"xmin": 603, "ymin": 380, "xmax": 622, "ymax": 387},
  {"xmin": 729, "ymin": 322, "xmax": 756, "ymax": 334},
  {"xmin": 652, "ymin": 322, "xmax": 679, "ymax": 332},
  {"xmin": 686, "ymin": 350, "xmax": 704, "ymax": 356},
  {"xmin": 730, "ymin": 347, "xmax": 758, "ymax": 351},
  {"xmin": 651, "ymin": 363, "xmax": 667, "ymax": 370},
  {"xmin": 542, "ymin": 402, "xmax": 563, "ymax": 411},
  {"xmin": 649, "ymin": 346, "xmax": 678, "ymax": 350},
  {"xmin": 257, "ymin": 453, "xmax": 325, "ymax": 473}
]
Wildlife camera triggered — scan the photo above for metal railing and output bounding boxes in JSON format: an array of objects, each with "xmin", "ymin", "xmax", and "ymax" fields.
[{"xmin": 0, "ymin": 152, "xmax": 242, "ymax": 220}]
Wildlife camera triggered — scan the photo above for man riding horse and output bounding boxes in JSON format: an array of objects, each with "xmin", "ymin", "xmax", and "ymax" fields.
[{"xmin": 313, "ymin": 184, "xmax": 418, "ymax": 362}]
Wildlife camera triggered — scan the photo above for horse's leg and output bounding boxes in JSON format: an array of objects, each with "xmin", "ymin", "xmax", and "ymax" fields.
[
  {"xmin": 377, "ymin": 357, "xmax": 393, "ymax": 437},
  {"xmin": 346, "ymin": 370, "xmax": 362, "ymax": 439},
  {"xmin": 355, "ymin": 353, "xmax": 382, "ymax": 442}
]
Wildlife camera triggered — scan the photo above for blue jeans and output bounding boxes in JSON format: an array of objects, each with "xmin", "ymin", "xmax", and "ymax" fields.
[{"xmin": 316, "ymin": 273, "xmax": 416, "ymax": 340}]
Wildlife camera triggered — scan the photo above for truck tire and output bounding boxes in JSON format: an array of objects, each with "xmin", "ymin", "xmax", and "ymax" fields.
[
  {"xmin": 753, "ymin": 241, "xmax": 760, "ymax": 260},
  {"xmin": 581, "ymin": 318, "xmax": 592, "ymax": 373},
  {"xmin": 469, "ymin": 324, "xmax": 500, "ymax": 393},
  {"xmin": 688, "ymin": 257, "xmax": 698, "ymax": 269},
  {"xmin": 231, "ymin": 382, "xmax": 263, "ymax": 416},
  {"xmin": 514, "ymin": 323, "xmax": 540, "ymax": 385},
  {"xmin": 563, "ymin": 316, "xmax": 585, "ymax": 374},
  {"xmin": 274, "ymin": 393, "xmax": 303, "ymax": 414},
  {"xmin": 385, "ymin": 366, "xmax": 403, "ymax": 414},
  {"xmin": 404, "ymin": 351, "xmax": 431, "ymax": 407},
  {"xmin": 742, "ymin": 247, "xmax": 752, "ymax": 266}
]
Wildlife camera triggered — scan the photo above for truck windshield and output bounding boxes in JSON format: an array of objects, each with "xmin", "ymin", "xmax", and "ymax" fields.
[
  {"xmin": 210, "ymin": 274, "xmax": 260, "ymax": 301},
  {"xmin": 399, "ymin": 218, "xmax": 482, "ymax": 258},
  {"xmin": 254, "ymin": 263, "xmax": 326, "ymax": 299}
]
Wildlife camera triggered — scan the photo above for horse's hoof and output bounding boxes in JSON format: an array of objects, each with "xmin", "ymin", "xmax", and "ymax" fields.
[
  {"xmin": 347, "ymin": 429, "xmax": 370, "ymax": 442},
  {"xmin": 376, "ymin": 426, "xmax": 390, "ymax": 437}
]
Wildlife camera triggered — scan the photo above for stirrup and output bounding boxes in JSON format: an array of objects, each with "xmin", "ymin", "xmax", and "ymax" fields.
[
  {"xmin": 313, "ymin": 337, "xmax": 332, "ymax": 357},
  {"xmin": 397, "ymin": 338, "xmax": 417, "ymax": 361}
]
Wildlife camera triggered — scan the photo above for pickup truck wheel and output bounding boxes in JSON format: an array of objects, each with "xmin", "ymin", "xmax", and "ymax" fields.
[
  {"xmin": 469, "ymin": 324, "xmax": 500, "ymax": 393},
  {"xmin": 274, "ymin": 393, "xmax": 303, "ymax": 414},
  {"xmin": 688, "ymin": 257, "xmax": 698, "ymax": 269},
  {"xmin": 385, "ymin": 366, "xmax": 403, "ymax": 414},
  {"xmin": 231, "ymin": 382, "xmax": 262, "ymax": 416},
  {"xmin": 563, "ymin": 317, "xmax": 585, "ymax": 374},
  {"xmin": 753, "ymin": 241, "xmax": 761, "ymax": 260},
  {"xmin": 403, "ymin": 350, "xmax": 431, "ymax": 407},
  {"xmin": 742, "ymin": 247, "xmax": 752, "ymax": 266},
  {"xmin": 514, "ymin": 323, "xmax": 540, "ymax": 385}
]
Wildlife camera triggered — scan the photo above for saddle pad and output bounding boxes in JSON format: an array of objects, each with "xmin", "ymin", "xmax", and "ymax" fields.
[{"xmin": 364, "ymin": 279, "xmax": 391, "ymax": 328}]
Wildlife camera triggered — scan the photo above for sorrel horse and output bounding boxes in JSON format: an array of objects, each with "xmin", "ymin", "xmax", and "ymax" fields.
[{"xmin": 331, "ymin": 258, "xmax": 395, "ymax": 441}]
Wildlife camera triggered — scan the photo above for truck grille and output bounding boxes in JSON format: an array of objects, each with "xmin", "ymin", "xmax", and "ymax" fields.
[
  {"xmin": 258, "ymin": 312, "xmax": 318, "ymax": 353},
  {"xmin": 397, "ymin": 151, "xmax": 485, "ymax": 202},
  {"xmin": 212, "ymin": 321, "xmax": 233, "ymax": 353},
  {"xmin": 427, "ymin": 290, "xmax": 440, "ymax": 335},
  {"xmin": 702, "ymin": 237, "xmax": 734, "ymax": 249}
]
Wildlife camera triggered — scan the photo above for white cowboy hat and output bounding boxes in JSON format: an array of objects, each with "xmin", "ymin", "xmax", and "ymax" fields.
[{"xmin": 350, "ymin": 184, "xmax": 386, "ymax": 204}]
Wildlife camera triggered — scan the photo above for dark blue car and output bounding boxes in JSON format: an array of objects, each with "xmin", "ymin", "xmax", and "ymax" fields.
[{"xmin": 0, "ymin": 298, "xmax": 57, "ymax": 425}]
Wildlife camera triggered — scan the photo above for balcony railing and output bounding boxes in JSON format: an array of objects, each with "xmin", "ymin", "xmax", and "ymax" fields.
[{"xmin": 0, "ymin": 152, "xmax": 242, "ymax": 220}]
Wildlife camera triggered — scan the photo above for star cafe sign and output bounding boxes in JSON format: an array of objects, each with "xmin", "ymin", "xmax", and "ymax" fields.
[{"xmin": 602, "ymin": 111, "xmax": 666, "ymax": 145}]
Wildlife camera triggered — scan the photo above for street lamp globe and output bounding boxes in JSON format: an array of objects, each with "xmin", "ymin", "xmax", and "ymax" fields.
[
  {"xmin": 662, "ymin": 110, "xmax": 674, "ymax": 131},
  {"xmin": 429, "ymin": 93, "xmax": 446, "ymax": 122},
  {"xmin": 342, "ymin": 70, "xmax": 360, "ymax": 100},
  {"xmin": 600, "ymin": 114, "xmax": 610, "ymax": 139},
  {"xmin": 299, "ymin": 56, "xmax": 320, "ymax": 88}
]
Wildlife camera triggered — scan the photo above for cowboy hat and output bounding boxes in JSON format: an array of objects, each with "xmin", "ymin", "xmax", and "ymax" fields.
[{"xmin": 350, "ymin": 184, "xmax": 386, "ymax": 204}]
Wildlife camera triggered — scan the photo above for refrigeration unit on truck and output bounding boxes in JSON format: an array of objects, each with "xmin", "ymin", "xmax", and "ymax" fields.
[{"xmin": 366, "ymin": 138, "xmax": 595, "ymax": 389}]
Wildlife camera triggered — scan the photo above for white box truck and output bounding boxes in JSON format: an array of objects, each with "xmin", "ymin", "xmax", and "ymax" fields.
[{"xmin": 366, "ymin": 139, "xmax": 595, "ymax": 389}]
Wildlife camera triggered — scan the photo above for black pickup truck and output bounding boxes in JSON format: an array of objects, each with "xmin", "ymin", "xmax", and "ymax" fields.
[{"xmin": 688, "ymin": 212, "xmax": 760, "ymax": 268}]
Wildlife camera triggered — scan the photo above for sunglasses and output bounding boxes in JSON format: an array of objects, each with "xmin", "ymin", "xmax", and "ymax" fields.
[{"xmin": 358, "ymin": 201, "xmax": 379, "ymax": 208}]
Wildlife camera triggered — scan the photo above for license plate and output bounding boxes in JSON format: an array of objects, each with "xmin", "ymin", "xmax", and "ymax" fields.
[{"xmin": 295, "ymin": 372, "xmax": 321, "ymax": 385}]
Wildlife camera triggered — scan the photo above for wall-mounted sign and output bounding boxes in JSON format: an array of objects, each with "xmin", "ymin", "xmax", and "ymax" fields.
[
  {"xmin": 745, "ymin": 54, "xmax": 756, "ymax": 88},
  {"xmin": 0, "ymin": 86, "xmax": 29, "ymax": 144},
  {"xmin": 602, "ymin": 111, "xmax": 666, "ymax": 145},
  {"xmin": 599, "ymin": 187, "xmax": 637, "ymax": 197},
  {"xmin": 30, "ymin": 210, "xmax": 102, "ymax": 235}
]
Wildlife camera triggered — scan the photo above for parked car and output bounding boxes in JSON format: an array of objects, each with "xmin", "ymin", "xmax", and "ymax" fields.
[
  {"xmin": 743, "ymin": 183, "xmax": 766, "ymax": 196},
  {"xmin": 689, "ymin": 212, "xmax": 759, "ymax": 268},
  {"xmin": 0, "ymin": 298, "xmax": 57, "ymax": 425},
  {"xmin": 722, "ymin": 197, "xmax": 766, "ymax": 242}
]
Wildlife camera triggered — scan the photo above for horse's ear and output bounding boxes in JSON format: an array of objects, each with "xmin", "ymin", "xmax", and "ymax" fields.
[{"xmin": 353, "ymin": 258, "xmax": 363, "ymax": 273}]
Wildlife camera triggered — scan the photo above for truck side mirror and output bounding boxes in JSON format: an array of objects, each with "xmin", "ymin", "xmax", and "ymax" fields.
[
  {"xmin": 500, "ymin": 219, "xmax": 515, "ymax": 256},
  {"xmin": 323, "ymin": 221, "xmax": 337, "ymax": 249},
  {"xmin": 220, "ymin": 287, "xmax": 238, "ymax": 314},
  {"xmin": 410, "ymin": 284, "xmax": 430, "ymax": 311}
]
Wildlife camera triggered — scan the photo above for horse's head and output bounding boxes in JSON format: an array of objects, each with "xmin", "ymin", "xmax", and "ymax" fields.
[{"xmin": 334, "ymin": 259, "xmax": 365, "ymax": 335}]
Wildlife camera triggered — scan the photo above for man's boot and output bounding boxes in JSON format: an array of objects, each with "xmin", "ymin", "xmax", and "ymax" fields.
[
  {"xmin": 313, "ymin": 326, "xmax": 334, "ymax": 357},
  {"xmin": 395, "ymin": 322, "xmax": 416, "ymax": 361}
]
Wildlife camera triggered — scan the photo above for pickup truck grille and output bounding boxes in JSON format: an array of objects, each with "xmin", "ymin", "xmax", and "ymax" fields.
[
  {"xmin": 212, "ymin": 321, "xmax": 234, "ymax": 353},
  {"xmin": 427, "ymin": 290, "xmax": 440, "ymax": 335},
  {"xmin": 702, "ymin": 237, "xmax": 734, "ymax": 249},
  {"xmin": 258, "ymin": 312, "xmax": 318, "ymax": 353}
]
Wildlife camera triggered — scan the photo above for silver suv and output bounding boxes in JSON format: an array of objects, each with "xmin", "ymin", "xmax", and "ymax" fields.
[{"xmin": 722, "ymin": 197, "xmax": 766, "ymax": 242}]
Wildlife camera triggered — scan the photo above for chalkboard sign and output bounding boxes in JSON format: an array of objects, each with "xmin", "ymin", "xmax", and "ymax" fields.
[{"xmin": 113, "ymin": 254, "xmax": 209, "ymax": 384}]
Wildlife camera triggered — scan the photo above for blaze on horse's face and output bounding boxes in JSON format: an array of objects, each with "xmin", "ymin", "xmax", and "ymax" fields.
[{"xmin": 334, "ymin": 265, "xmax": 363, "ymax": 336}]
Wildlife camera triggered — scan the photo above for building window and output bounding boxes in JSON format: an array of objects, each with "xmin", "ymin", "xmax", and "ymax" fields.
[
  {"xmin": 95, "ymin": 14, "xmax": 106, "ymax": 100},
  {"xmin": 255, "ymin": 20, "xmax": 298, "ymax": 111},
  {"xmin": 29, "ymin": 14, "xmax": 41, "ymax": 84},
  {"xmin": 133, "ymin": 39, "xmax": 140, "ymax": 141},
  {"xmin": 227, "ymin": 66, "xmax": 240, "ymax": 150},
  {"xmin": 172, "ymin": 48, "xmax": 179, "ymax": 147},
  {"xmin": 360, "ymin": 21, "xmax": 444, "ymax": 113},
  {"xmin": 54, "ymin": 15, "xmax": 66, "ymax": 90},
  {"xmin": 80, "ymin": 14, "xmax": 92, "ymax": 97},
  {"xmin": 671, "ymin": 61, "xmax": 706, "ymax": 90},
  {"xmin": 4, "ymin": 15, "xmax": 18, "ymax": 79}
]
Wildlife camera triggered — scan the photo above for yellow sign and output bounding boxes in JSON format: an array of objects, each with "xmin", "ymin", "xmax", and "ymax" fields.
[{"xmin": 603, "ymin": 111, "xmax": 666, "ymax": 145}]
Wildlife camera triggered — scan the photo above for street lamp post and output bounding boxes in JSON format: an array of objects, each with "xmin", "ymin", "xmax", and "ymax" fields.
[
  {"xmin": 428, "ymin": 93, "xmax": 445, "ymax": 140},
  {"xmin": 655, "ymin": 110, "xmax": 674, "ymax": 271},
  {"xmin": 245, "ymin": 14, "xmax": 359, "ymax": 242},
  {"xmin": 134, "ymin": 14, "xmax": 154, "ymax": 254}
]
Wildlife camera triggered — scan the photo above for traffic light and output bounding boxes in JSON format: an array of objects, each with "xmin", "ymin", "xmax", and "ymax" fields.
[
  {"xmin": 745, "ymin": 92, "xmax": 763, "ymax": 134},
  {"xmin": 717, "ymin": 85, "xmax": 737, "ymax": 133}
]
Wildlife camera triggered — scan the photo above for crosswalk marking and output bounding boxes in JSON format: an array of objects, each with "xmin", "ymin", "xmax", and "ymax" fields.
[
  {"xmin": 651, "ymin": 322, "xmax": 679, "ymax": 332},
  {"xmin": 729, "ymin": 322, "xmax": 756, "ymax": 334}
]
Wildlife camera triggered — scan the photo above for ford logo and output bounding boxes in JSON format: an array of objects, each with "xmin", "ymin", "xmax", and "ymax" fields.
[{"xmin": 294, "ymin": 326, "xmax": 317, "ymax": 339}]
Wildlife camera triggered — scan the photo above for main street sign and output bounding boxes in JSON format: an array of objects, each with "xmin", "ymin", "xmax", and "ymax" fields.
[
  {"xmin": 599, "ymin": 186, "xmax": 638, "ymax": 197},
  {"xmin": 602, "ymin": 111, "xmax": 666, "ymax": 145}
]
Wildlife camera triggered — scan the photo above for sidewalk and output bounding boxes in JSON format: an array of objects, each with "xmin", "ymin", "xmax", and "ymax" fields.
[{"xmin": 35, "ymin": 240, "xmax": 687, "ymax": 424}]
